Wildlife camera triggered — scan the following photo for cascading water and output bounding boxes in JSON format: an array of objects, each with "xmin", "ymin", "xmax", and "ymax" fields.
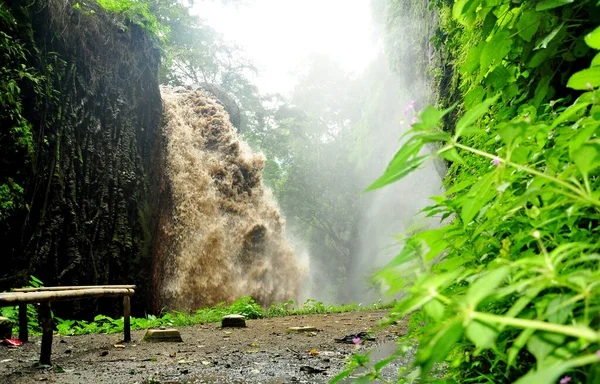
[{"xmin": 153, "ymin": 87, "xmax": 300, "ymax": 310}]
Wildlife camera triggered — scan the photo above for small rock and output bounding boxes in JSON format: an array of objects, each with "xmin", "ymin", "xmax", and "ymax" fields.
[
  {"xmin": 142, "ymin": 329, "xmax": 183, "ymax": 343},
  {"xmin": 0, "ymin": 317, "xmax": 13, "ymax": 339},
  {"xmin": 221, "ymin": 314, "xmax": 246, "ymax": 328}
]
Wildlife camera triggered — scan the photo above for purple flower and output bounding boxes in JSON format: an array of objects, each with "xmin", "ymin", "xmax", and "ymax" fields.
[
  {"xmin": 404, "ymin": 100, "xmax": 415, "ymax": 116},
  {"xmin": 410, "ymin": 117, "xmax": 420, "ymax": 126},
  {"xmin": 352, "ymin": 337, "xmax": 361, "ymax": 345},
  {"xmin": 560, "ymin": 376, "xmax": 572, "ymax": 384},
  {"xmin": 492, "ymin": 158, "xmax": 500, "ymax": 166}
]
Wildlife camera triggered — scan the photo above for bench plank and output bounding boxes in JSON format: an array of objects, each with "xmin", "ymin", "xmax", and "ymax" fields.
[
  {"xmin": 12, "ymin": 285, "xmax": 136, "ymax": 293},
  {"xmin": 0, "ymin": 288, "xmax": 134, "ymax": 306}
]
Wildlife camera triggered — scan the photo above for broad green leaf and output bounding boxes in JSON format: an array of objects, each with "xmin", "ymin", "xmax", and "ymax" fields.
[
  {"xmin": 535, "ymin": 0, "xmax": 573, "ymax": 11},
  {"xmin": 417, "ymin": 319, "xmax": 464, "ymax": 377},
  {"xmin": 534, "ymin": 23, "xmax": 564, "ymax": 50},
  {"xmin": 330, "ymin": 369, "xmax": 354, "ymax": 384},
  {"xmin": 464, "ymin": 266, "xmax": 509, "ymax": 307},
  {"xmin": 366, "ymin": 154, "xmax": 430, "ymax": 191},
  {"xmin": 481, "ymin": 31, "xmax": 512, "ymax": 72},
  {"xmin": 566, "ymin": 67, "xmax": 600, "ymax": 90},
  {"xmin": 461, "ymin": 43, "xmax": 484, "ymax": 75},
  {"xmin": 455, "ymin": 95, "xmax": 500, "ymax": 138},
  {"xmin": 460, "ymin": 170, "xmax": 497, "ymax": 224},
  {"xmin": 516, "ymin": 11, "xmax": 541, "ymax": 42},
  {"xmin": 412, "ymin": 105, "xmax": 456, "ymax": 132},
  {"xmin": 438, "ymin": 146, "xmax": 465, "ymax": 164},
  {"xmin": 527, "ymin": 333, "xmax": 566, "ymax": 365},
  {"xmin": 485, "ymin": 65, "xmax": 511, "ymax": 90},
  {"xmin": 373, "ymin": 354, "xmax": 397, "ymax": 372},
  {"xmin": 533, "ymin": 76, "xmax": 551, "ymax": 107},
  {"xmin": 592, "ymin": 52, "xmax": 600, "ymax": 67},
  {"xmin": 572, "ymin": 143, "xmax": 600, "ymax": 178},
  {"xmin": 423, "ymin": 299, "xmax": 445, "ymax": 321},
  {"xmin": 585, "ymin": 25, "xmax": 600, "ymax": 50},
  {"xmin": 466, "ymin": 320, "xmax": 498, "ymax": 349},
  {"xmin": 464, "ymin": 85, "xmax": 485, "ymax": 109},
  {"xmin": 364, "ymin": 136, "xmax": 424, "ymax": 191},
  {"xmin": 498, "ymin": 122, "xmax": 527, "ymax": 146}
]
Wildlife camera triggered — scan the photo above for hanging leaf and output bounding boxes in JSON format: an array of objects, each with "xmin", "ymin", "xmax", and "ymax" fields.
[
  {"xmin": 535, "ymin": 0, "xmax": 574, "ymax": 11},
  {"xmin": 571, "ymin": 143, "xmax": 600, "ymax": 178},
  {"xmin": 460, "ymin": 170, "xmax": 497, "ymax": 224},
  {"xmin": 534, "ymin": 23, "xmax": 564, "ymax": 50},
  {"xmin": 584, "ymin": 25, "xmax": 600, "ymax": 50},
  {"xmin": 480, "ymin": 31, "xmax": 513, "ymax": 72},
  {"xmin": 466, "ymin": 320, "xmax": 498, "ymax": 349},
  {"xmin": 516, "ymin": 11, "xmax": 541, "ymax": 42}
]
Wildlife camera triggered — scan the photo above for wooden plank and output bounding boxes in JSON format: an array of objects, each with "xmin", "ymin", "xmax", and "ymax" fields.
[
  {"xmin": 39, "ymin": 302, "xmax": 53, "ymax": 365},
  {"xmin": 123, "ymin": 296, "xmax": 131, "ymax": 342},
  {"xmin": 18, "ymin": 304, "xmax": 28, "ymax": 342},
  {"xmin": 12, "ymin": 285, "xmax": 136, "ymax": 293},
  {"xmin": 0, "ymin": 288, "xmax": 135, "ymax": 306}
]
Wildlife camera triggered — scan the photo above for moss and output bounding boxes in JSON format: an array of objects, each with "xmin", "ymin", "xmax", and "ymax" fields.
[{"xmin": 0, "ymin": 0, "xmax": 162, "ymax": 318}]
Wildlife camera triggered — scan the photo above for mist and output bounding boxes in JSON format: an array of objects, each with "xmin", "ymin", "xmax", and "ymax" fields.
[{"xmin": 189, "ymin": 0, "xmax": 445, "ymax": 305}]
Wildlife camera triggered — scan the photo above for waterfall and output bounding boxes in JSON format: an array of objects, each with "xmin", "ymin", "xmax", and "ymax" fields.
[{"xmin": 154, "ymin": 87, "xmax": 300, "ymax": 310}]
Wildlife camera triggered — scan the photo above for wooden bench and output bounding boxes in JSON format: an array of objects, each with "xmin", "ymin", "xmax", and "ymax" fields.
[{"xmin": 0, "ymin": 285, "xmax": 135, "ymax": 365}]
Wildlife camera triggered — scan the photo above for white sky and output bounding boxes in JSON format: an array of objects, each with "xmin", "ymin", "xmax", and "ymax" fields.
[{"xmin": 190, "ymin": 0, "xmax": 379, "ymax": 95}]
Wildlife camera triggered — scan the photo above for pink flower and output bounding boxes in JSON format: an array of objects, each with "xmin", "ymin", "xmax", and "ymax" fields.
[
  {"xmin": 410, "ymin": 117, "xmax": 420, "ymax": 126},
  {"xmin": 596, "ymin": 350, "xmax": 600, "ymax": 358},
  {"xmin": 404, "ymin": 100, "xmax": 415, "ymax": 116},
  {"xmin": 352, "ymin": 337, "xmax": 361, "ymax": 345},
  {"xmin": 560, "ymin": 377, "xmax": 571, "ymax": 384},
  {"xmin": 492, "ymin": 158, "xmax": 500, "ymax": 166}
]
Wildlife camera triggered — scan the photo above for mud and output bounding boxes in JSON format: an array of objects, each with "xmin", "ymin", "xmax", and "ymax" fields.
[{"xmin": 0, "ymin": 310, "xmax": 412, "ymax": 383}]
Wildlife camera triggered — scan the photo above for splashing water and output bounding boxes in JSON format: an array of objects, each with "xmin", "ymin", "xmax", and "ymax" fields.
[{"xmin": 155, "ymin": 87, "xmax": 300, "ymax": 310}]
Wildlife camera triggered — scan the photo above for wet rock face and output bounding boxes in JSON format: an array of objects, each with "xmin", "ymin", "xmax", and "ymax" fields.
[{"xmin": 0, "ymin": 0, "xmax": 162, "ymax": 317}]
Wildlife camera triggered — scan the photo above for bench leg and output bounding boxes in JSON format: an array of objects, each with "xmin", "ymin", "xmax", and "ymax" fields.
[
  {"xmin": 39, "ymin": 302, "xmax": 53, "ymax": 365},
  {"xmin": 123, "ymin": 296, "xmax": 131, "ymax": 342},
  {"xmin": 18, "ymin": 304, "xmax": 28, "ymax": 342}
]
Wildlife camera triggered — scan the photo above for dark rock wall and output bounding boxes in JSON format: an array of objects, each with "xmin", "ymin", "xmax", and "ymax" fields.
[{"xmin": 1, "ymin": 0, "xmax": 162, "ymax": 317}]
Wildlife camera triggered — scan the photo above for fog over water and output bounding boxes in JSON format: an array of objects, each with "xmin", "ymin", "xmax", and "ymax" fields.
[{"xmin": 190, "ymin": 0, "xmax": 445, "ymax": 304}]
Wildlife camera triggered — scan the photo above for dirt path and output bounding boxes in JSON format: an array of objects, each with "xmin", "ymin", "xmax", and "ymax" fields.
[{"xmin": 0, "ymin": 310, "xmax": 411, "ymax": 383}]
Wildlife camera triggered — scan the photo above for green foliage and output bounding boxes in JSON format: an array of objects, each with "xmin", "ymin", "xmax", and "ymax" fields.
[
  {"xmin": 1, "ymin": 276, "xmax": 45, "ymax": 335},
  {"xmin": 0, "ymin": 4, "xmax": 45, "ymax": 224},
  {"xmin": 348, "ymin": 0, "xmax": 600, "ymax": 383},
  {"xmin": 76, "ymin": 0, "xmax": 164, "ymax": 38}
]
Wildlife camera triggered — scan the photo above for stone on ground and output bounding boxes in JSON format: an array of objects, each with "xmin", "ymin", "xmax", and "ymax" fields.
[
  {"xmin": 142, "ymin": 328, "xmax": 183, "ymax": 342},
  {"xmin": 221, "ymin": 314, "xmax": 246, "ymax": 328},
  {"xmin": 0, "ymin": 317, "xmax": 13, "ymax": 339}
]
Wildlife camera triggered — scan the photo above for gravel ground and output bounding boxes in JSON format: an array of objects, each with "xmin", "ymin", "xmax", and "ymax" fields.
[{"xmin": 0, "ymin": 310, "xmax": 415, "ymax": 383}]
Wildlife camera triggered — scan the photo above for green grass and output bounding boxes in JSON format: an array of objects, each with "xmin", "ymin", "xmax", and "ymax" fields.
[{"xmin": 1, "ymin": 297, "xmax": 395, "ymax": 337}]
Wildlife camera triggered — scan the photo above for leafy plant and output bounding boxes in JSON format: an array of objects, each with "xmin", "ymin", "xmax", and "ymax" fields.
[{"xmin": 344, "ymin": 0, "xmax": 600, "ymax": 383}]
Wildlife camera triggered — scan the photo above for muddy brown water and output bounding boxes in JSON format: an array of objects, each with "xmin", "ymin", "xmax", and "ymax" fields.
[{"xmin": 0, "ymin": 310, "xmax": 413, "ymax": 383}]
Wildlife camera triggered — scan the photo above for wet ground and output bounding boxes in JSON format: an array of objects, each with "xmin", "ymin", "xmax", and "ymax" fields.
[{"xmin": 0, "ymin": 310, "xmax": 413, "ymax": 383}]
